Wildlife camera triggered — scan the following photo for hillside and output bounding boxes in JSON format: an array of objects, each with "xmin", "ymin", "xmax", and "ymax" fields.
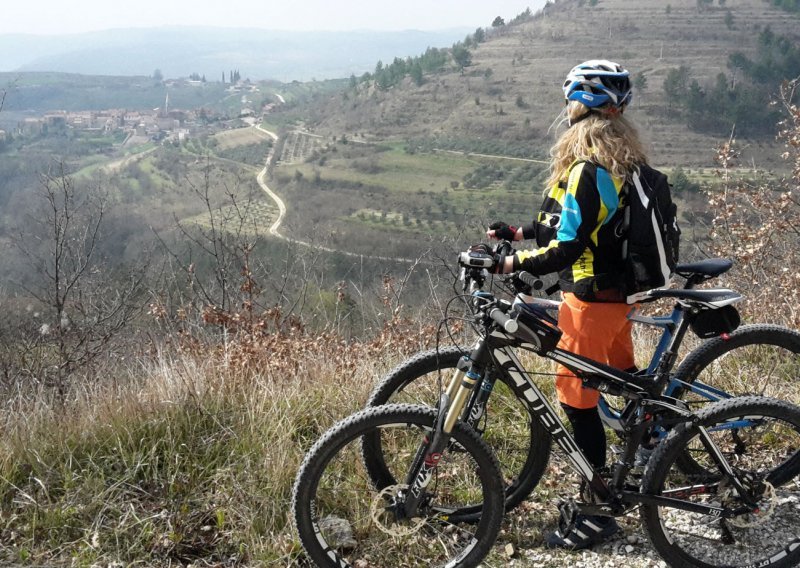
[{"xmin": 292, "ymin": 0, "xmax": 800, "ymax": 169}]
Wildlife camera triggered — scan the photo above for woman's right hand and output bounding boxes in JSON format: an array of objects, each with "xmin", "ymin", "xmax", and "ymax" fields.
[{"xmin": 486, "ymin": 221, "xmax": 521, "ymax": 241}]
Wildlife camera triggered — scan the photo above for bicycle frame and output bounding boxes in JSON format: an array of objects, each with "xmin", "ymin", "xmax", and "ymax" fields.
[
  {"xmin": 395, "ymin": 265, "xmax": 750, "ymax": 523},
  {"xmin": 598, "ymin": 303, "xmax": 733, "ymax": 433},
  {"xmin": 460, "ymin": 330, "xmax": 757, "ymax": 517},
  {"xmin": 458, "ymin": 283, "xmax": 720, "ymax": 437}
]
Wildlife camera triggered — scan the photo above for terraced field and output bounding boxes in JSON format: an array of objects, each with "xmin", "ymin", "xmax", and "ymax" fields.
[
  {"xmin": 278, "ymin": 130, "xmax": 325, "ymax": 164},
  {"xmin": 181, "ymin": 199, "xmax": 279, "ymax": 236}
]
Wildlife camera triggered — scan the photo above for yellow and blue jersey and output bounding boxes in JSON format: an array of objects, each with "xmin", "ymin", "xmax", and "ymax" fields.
[{"xmin": 514, "ymin": 160, "xmax": 627, "ymax": 300}]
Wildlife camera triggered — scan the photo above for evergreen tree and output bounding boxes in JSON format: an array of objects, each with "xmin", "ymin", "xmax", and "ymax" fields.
[
  {"xmin": 670, "ymin": 166, "xmax": 700, "ymax": 194},
  {"xmin": 410, "ymin": 62, "xmax": 424, "ymax": 86},
  {"xmin": 452, "ymin": 44, "xmax": 472, "ymax": 72},
  {"xmin": 663, "ymin": 65, "xmax": 691, "ymax": 106}
]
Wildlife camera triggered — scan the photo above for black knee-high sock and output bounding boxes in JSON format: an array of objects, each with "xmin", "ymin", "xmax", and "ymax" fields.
[{"xmin": 561, "ymin": 404, "xmax": 606, "ymax": 470}]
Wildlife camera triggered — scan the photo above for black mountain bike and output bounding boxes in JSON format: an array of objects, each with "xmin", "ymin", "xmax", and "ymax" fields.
[
  {"xmin": 366, "ymin": 249, "xmax": 800, "ymax": 517},
  {"xmin": 293, "ymin": 250, "xmax": 800, "ymax": 568}
]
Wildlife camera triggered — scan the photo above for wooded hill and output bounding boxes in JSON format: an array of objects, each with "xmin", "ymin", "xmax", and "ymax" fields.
[{"xmin": 286, "ymin": 0, "xmax": 800, "ymax": 170}]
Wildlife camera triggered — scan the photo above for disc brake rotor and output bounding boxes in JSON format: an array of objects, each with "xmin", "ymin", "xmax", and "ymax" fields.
[
  {"xmin": 725, "ymin": 480, "xmax": 777, "ymax": 528},
  {"xmin": 370, "ymin": 484, "xmax": 426, "ymax": 537}
]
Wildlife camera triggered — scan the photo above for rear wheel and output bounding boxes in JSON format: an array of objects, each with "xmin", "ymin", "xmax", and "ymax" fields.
[
  {"xmin": 671, "ymin": 324, "xmax": 800, "ymax": 478},
  {"xmin": 672, "ymin": 324, "xmax": 800, "ymax": 401},
  {"xmin": 641, "ymin": 396, "xmax": 800, "ymax": 568}
]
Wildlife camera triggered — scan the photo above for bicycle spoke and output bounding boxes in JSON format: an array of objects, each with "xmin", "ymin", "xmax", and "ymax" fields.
[
  {"xmin": 642, "ymin": 398, "xmax": 800, "ymax": 568},
  {"xmin": 294, "ymin": 405, "xmax": 504, "ymax": 568}
]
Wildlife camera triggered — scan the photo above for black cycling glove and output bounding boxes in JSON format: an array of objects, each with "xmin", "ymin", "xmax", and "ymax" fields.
[{"xmin": 489, "ymin": 221, "xmax": 518, "ymax": 241}]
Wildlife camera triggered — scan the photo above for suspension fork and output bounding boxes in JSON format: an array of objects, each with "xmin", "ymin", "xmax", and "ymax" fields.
[
  {"xmin": 442, "ymin": 354, "xmax": 495, "ymax": 429},
  {"xmin": 401, "ymin": 341, "xmax": 491, "ymax": 516}
]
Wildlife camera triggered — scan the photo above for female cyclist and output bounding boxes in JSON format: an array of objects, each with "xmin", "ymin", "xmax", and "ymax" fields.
[{"xmin": 488, "ymin": 59, "xmax": 650, "ymax": 550}]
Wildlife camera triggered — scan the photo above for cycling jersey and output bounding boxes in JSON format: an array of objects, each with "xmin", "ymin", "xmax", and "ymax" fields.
[{"xmin": 513, "ymin": 160, "xmax": 626, "ymax": 301}]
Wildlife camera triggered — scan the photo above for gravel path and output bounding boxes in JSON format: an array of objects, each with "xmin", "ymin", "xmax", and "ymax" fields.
[{"xmin": 477, "ymin": 455, "xmax": 666, "ymax": 567}]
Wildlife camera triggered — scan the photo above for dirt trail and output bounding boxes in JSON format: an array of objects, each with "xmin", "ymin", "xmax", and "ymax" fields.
[
  {"xmin": 253, "ymin": 124, "xmax": 426, "ymax": 264},
  {"xmin": 103, "ymin": 146, "xmax": 157, "ymax": 173}
]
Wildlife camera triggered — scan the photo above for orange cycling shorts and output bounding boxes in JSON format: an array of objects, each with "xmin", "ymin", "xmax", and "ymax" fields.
[{"xmin": 555, "ymin": 292, "xmax": 635, "ymax": 409}]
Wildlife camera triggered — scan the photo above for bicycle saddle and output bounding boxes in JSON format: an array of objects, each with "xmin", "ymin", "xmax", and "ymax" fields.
[
  {"xmin": 674, "ymin": 258, "xmax": 733, "ymax": 279},
  {"xmin": 646, "ymin": 287, "xmax": 742, "ymax": 307}
]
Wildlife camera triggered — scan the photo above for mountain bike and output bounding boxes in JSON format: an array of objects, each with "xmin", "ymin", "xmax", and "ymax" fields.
[
  {"xmin": 364, "ymin": 247, "xmax": 800, "ymax": 517},
  {"xmin": 293, "ymin": 259, "xmax": 800, "ymax": 567}
]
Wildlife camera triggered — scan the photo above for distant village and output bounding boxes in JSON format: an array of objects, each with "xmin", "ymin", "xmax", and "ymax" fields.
[{"xmin": 0, "ymin": 79, "xmax": 269, "ymax": 147}]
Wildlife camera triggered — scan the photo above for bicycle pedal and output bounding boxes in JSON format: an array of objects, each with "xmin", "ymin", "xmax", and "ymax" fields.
[{"xmin": 557, "ymin": 499, "xmax": 580, "ymax": 527}]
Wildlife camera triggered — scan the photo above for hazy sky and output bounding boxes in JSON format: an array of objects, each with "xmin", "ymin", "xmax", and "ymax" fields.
[{"xmin": 4, "ymin": 0, "xmax": 545, "ymax": 35}]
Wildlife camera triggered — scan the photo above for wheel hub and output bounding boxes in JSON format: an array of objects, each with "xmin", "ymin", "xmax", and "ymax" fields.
[
  {"xmin": 369, "ymin": 484, "xmax": 426, "ymax": 536},
  {"xmin": 724, "ymin": 480, "xmax": 777, "ymax": 528}
]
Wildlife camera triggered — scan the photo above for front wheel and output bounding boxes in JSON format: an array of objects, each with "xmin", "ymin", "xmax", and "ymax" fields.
[
  {"xmin": 363, "ymin": 346, "xmax": 551, "ymax": 520},
  {"xmin": 292, "ymin": 404, "xmax": 505, "ymax": 568},
  {"xmin": 641, "ymin": 396, "xmax": 800, "ymax": 568}
]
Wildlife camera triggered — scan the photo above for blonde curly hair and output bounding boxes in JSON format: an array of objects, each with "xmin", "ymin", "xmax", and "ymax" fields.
[{"xmin": 546, "ymin": 101, "xmax": 648, "ymax": 189}]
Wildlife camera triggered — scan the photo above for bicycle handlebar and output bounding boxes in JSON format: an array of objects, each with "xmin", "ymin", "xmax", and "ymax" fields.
[
  {"xmin": 459, "ymin": 250, "xmax": 495, "ymax": 269},
  {"xmin": 513, "ymin": 271, "xmax": 544, "ymax": 292}
]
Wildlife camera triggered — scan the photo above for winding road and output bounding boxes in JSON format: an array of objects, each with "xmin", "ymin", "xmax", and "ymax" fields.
[
  {"xmin": 254, "ymin": 125, "xmax": 286, "ymax": 237},
  {"xmin": 253, "ymin": 123, "xmax": 426, "ymax": 265}
]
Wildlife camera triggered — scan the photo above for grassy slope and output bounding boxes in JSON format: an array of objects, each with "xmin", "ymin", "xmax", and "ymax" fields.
[
  {"xmin": 294, "ymin": 0, "xmax": 800, "ymax": 171},
  {"xmin": 270, "ymin": 137, "xmax": 544, "ymax": 257},
  {"xmin": 0, "ymin": 326, "xmax": 797, "ymax": 566}
]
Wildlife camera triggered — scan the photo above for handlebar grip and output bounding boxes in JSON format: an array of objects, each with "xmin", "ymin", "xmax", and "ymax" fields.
[
  {"xmin": 488, "ymin": 307, "xmax": 518, "ymax": 334},
  {"xmin": 517, "ymin": 271, "xmax": 543, "ymax": 291}
]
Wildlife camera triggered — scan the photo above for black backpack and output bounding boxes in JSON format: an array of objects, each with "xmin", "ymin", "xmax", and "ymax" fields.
[{"xmin": 622, "ymin": 164, "xmax": 680, "ymax": 303}]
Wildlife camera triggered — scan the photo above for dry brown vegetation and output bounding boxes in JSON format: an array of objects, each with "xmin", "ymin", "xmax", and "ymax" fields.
[
  {"xmin": 703, "ymin": 79, "xmax": 800, "ymax": 325},
  {"xmin": 1, "ymin": 297, "xmax": 797, "ymax": 567}
]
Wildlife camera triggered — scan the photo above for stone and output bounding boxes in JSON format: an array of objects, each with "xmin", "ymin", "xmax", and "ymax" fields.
[
  {"xmin": 318, "ymin": 515, "xmax": 357, "ymax": 549},
  {"xmin": 505, "ymin": 543, "xmax": 515, "ymax": 558}
]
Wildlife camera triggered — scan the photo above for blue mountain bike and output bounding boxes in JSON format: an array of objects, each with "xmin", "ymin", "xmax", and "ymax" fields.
[{"xmin": 365, "ymin": 254, "xmax": 800, "ymax": 515}]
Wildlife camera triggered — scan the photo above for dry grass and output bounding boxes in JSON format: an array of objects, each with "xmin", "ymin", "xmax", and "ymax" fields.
[
  {"xmin": 0, "ymin": 310, "xmax": 440, "ymax": 566},
  {"xmin": 0, "ymin": 317, "xmax": 798, "ymax": 567}
]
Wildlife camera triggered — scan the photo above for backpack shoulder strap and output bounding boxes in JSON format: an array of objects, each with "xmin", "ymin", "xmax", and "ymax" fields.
[{"xmin": 630, "ymin": 167, "xmax": 651, "ymax": 209}]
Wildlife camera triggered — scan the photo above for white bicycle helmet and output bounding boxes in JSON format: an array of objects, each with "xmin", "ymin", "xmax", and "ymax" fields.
[{"xmin": 563, "ymin": 60, "xmax": 632, "ymax": 109}]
